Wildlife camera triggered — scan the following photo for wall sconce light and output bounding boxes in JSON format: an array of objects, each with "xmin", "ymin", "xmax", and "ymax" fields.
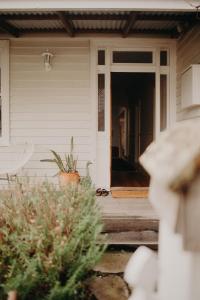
[{"xmin": 42, "ymin": 49, "xmax": 54, "ymax": 72}]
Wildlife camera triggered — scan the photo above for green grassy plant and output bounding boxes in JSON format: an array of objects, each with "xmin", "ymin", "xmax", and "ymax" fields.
[{"xmin": 0, "ymin": 178, "xmax": 105, "ymax": 299}]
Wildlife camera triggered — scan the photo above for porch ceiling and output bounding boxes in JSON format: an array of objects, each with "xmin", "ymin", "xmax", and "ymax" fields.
[{"xmin": 0, "ymin": 10, "xmax": 198, "ymax": 38}]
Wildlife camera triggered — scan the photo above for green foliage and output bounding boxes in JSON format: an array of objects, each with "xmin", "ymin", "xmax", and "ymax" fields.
[
  {"xmin": 41, "ymin": 137, "xmax": 78, "ymax": 173},
  {"xmin": 0, "ymin": 179, "xmax": 106, "ymax": 299}
]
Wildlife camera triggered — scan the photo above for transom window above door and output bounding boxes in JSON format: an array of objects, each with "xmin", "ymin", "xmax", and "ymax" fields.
[{"xmin": 112, "ymin": 49, "xmax": 155, "ymax": 65}]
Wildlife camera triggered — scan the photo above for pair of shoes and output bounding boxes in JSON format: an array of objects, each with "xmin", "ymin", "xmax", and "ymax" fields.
[{"xmin": 96, "ymin": 188, "xmax": 109, "ymax": 197}]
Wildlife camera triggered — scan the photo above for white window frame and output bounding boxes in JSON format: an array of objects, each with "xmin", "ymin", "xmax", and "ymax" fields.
[
  {"xmin": 0, "ymin": 40, "xmax": 9, "ymax": 146},
  {"xmin": 111, "ymin": 47, "xmax": 156, "ymax": 67}
]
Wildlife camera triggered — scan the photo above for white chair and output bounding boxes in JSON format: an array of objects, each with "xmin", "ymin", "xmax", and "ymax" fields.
[{"xmin": 0, "ymin": 143, "xmax": 34, "ymax": 182}]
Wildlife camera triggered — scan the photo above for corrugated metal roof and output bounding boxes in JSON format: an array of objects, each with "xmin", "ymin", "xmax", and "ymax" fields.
[
  {"xmin": 0, "ymin": 11, "xmax": 55, "ymax": 16},
  {"xmin": 67, "ymin": 10, "xmax": 127, "ymax": 15},
  {"xmin": 9, "ymin": 20, "xmax": 63, "ymax": 30},
  {"xmin": 0, "ymin": 10, "xmax": 197, "ymax": 36},
  {"xmin": 0, "ymin": 10, "xmax": 128, "ymax": 16},
  {"xmin": 73, "ymin": 20, "xmax": 125, "ymax": 30},
  {"xmin": 134, "ymin": 20, "xmax": 179, "ymax": 30}
]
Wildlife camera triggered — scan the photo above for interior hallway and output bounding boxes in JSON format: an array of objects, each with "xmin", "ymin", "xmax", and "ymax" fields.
[{"xmin": 111, "ymin": 72, "xmax": 155, "ymax": 187}]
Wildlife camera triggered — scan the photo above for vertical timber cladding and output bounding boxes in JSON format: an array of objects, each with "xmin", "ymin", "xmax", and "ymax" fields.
[
  {"xmin": 93, "ymin": 39, "xmax": 176, "ymax": 189},
  {"xmin": 6, "ymin": 39, "xmax": 91, "ymax": 185},
  {"xmin": 177, "ymin": 26, "xmax": 200, "ymax": 121}
]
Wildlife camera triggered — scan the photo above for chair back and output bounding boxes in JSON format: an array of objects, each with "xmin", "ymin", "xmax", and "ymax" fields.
[{"xmin": 0, "ymin": 143, "xmax": 34, "ymax": 175}]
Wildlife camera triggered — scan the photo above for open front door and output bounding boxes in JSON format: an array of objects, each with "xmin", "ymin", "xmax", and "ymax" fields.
[{"xmin": 111, "ymin": 72, "xmax": 155, "ymax": 188}]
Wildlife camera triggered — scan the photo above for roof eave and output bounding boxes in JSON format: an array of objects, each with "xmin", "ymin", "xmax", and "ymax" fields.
[{"xmin": 0, "ymin": 0, "xmax": 198, "ymax": 12}]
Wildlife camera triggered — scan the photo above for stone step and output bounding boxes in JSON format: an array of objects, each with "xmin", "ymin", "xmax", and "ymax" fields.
[
  {"xmin": 88, "ymin": 275, "xmax": 129, "ymax": 300},
  {"xmin": 101, "ymin": 230, "xmax": 158, "ymax": 246},
  {"xmin": 102, "ymin": 216, "xmax": 159, "ymax": 233},
  {"xmin": 93, "ymin": 251, "xmax": 132, "ymax": 273}
]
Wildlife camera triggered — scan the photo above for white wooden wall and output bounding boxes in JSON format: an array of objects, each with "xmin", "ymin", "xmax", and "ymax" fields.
[
  {"xmin": 177, "ymin": 25, "xmax": 200, "ymax": 121},
  {"xmin": 0, "ymin": 39, "xmax": 92, "ymax": 185}
]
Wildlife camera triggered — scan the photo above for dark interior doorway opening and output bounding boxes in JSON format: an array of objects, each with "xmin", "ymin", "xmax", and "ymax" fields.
[{"xmin": 111, "ymin": 72, "xmax": 155, "ymax": 187}]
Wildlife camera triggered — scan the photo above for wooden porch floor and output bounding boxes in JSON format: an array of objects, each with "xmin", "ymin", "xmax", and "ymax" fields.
[{"xmin": 97, "ymin": 196, "xmax": 159, "ymax": 247}]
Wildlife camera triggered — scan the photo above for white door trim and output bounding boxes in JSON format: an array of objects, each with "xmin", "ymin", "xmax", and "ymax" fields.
[{"xmin": 90, "ymin": 38, "xmax": 176, "ymax": 189}]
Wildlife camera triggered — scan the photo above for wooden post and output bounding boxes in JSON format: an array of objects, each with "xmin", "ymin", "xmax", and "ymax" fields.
[{"xmin": 139, "ymin": 119, "xmax": 200, "ymax": 300}]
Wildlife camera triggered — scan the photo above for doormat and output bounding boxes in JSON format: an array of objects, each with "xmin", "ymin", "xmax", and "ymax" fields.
[{"xmin": 111, "ymin": 187, "xmax": 149, "ymax": 198}]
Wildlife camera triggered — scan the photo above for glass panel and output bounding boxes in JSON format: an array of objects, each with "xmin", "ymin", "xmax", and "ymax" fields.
[
  {"xmin": 98, "ymin": 50, "xmax": 105, "ymax": 65},
  {"xmin": 160, "ymin": 74, "xmax": 167, "ymax": 131},
  {"xmin": 160, "ymin": 50, "xmax": 168, "ymax": 66},
  {"xmin": 113, "ymin": 51, "xmax": 153, "ymax": 64},
  {"xmin": 98, "ymin": 74, "xmax": 105, "ymax": 131}
]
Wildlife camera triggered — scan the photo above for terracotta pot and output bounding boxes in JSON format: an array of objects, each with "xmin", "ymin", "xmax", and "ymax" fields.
[{"xmin": 59, "ymin": 172, "xmax": 80, "ymax": 186}]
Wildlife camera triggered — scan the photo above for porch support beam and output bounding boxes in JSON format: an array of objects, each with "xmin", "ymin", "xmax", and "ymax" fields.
[
  {"xmin": 77, "ymin": 28, "xmax": 172, "ymax": 36},
  {"xmin": 56, "ymin": 11, "xmax": 75, "ymax": 37},
  {"xmin": 19, "ymin": 27, "xmax": 174, "ymax": 37},
  {"xmin": 122, "ymin": 12, "xmax": 137, "ymax": 37},
  {"xmin": 0, "ymin": 19, "xmax": 20, "ymax": 37}
]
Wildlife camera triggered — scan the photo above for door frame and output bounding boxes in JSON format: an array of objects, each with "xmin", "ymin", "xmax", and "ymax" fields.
[{"xmin": 90, "ymin": 38, "xmax": 176, "ymax": 189}]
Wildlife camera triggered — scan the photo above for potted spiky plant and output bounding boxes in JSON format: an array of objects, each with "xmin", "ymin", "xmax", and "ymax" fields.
[{"xmin": 41, "ymin": 137, "xmax": 80, "ymax": 185}]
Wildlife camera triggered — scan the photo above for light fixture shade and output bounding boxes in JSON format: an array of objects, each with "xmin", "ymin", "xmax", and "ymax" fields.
[{"xmin": 42, "ymin": 49, "xmax": 54, "ymax": 72}]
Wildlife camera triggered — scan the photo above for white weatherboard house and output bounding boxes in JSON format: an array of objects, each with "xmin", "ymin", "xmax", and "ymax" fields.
[{"xmin": 0, "ymin": 0, "xmax": 199, "ymax": 189}]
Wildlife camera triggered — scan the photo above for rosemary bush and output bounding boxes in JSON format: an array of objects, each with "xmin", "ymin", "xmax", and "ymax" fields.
[{"xmin": 0, "ymin": 178, "xmax": 105, "ymax": 299}]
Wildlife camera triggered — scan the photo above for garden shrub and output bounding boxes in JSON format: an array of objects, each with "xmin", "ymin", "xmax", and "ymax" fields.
[{"xmin": 0, "ymin": 178, "xmax": 105, "ymax": 299}]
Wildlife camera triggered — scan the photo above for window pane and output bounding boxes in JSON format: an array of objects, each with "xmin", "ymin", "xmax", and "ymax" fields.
[
  {"xmin": 98, "ymin": 74, "xmax": 105, "ymax": 131},
  {"xmin": 160, "ymin": 74, "xmax": 167, "ymax": 131},
  {"xmin": 113, "ymin": 51, "xmax": 153, "ymax": 64},
  {"xmin": 160, "ymin": 50, "xmax": 168, "ymax": 66},
  {"xmin": 98, "ymin": 50, "xmax": 105, "ymax": 65}
]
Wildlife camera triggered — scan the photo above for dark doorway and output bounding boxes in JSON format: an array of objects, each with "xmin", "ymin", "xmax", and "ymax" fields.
[{"xmin": 111, "ymin": 72, "xmax": 155, "ymax": 187}]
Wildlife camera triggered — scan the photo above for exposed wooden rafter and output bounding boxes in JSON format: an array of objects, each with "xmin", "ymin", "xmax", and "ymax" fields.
[
  {"xmin": 0, "ymin": 18, "xmax": 20, "ymax": 37},
  {"xmin": 122, "ymin": 12, "xmax": 137, "ymax": 37},
  {"xmin": 56, "ymin": 11, "xmax": 75, "ymax": 37}
]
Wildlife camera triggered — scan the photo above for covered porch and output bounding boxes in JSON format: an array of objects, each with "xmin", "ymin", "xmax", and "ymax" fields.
[
  {"xmin": 0, "ymin": 6, "xmax": 199, "ymax": 188},
  {"xmin": 0, "ymin": 0, "xmax": 199, "ymax": 241},
  {"xmin": 0, "ymin": 2, "xmax": 200, "ymax": 299}
]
